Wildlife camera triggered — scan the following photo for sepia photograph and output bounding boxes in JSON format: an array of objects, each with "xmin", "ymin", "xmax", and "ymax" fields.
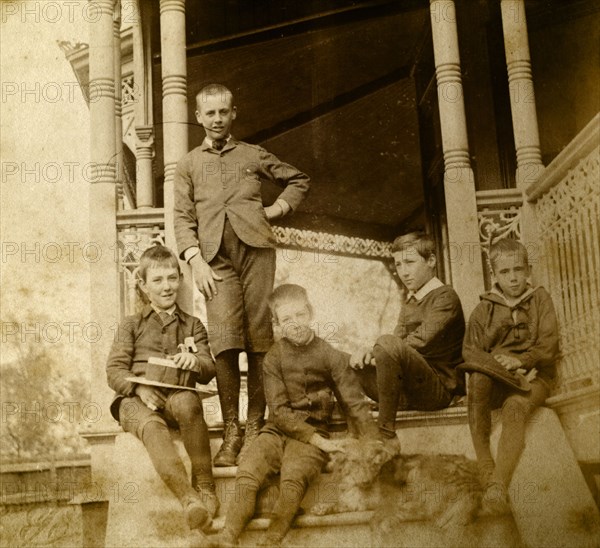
[{"xmin": 1, "ymin": 0, "xmax": 599, "ymax": 546}]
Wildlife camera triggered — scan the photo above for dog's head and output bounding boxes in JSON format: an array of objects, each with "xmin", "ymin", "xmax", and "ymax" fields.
[{"xmin": 330, "ymin": 439, "xmax": 398, "ymax": 488}]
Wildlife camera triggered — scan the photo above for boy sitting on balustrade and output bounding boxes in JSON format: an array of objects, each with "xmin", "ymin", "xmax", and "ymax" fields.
[
  {"xmin": 350, "ymin": 232, "xmax": 466, "ymax": 444},
  {"xmin": 106, "ymin": 244, "xmax": 218, "ymax": 532},
  {"xmin": 461, "ymin": 239, "xmax": 559, "ymax": 512}
]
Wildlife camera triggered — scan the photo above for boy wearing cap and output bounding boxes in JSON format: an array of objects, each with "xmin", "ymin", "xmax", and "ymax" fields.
[
  {"xmin": 106, "ymin": 245, "xmax": 218, "ymax": 533},
  {"xmin": 462, "ymin": 239, "xmax": 559, "ymax": 512},
  {"xmin": 174, "ymin": 84, "xmax": 310, "ymax": 467}
]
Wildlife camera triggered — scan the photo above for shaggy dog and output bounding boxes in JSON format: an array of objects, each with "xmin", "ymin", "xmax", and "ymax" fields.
[{"xmin": 311, "ymin": 439, "xmax": 483, "ymax": 545}]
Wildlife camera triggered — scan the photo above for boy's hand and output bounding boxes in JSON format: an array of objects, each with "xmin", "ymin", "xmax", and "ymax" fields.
[
  {"xmin": 494, "ymin": 354, "xmax": 522, "ymax": 371},
  {"xmin": 264, "ymin": 199, "xmax": 290, "ymax": 221},
  {"xmin": 309, "ymin": 434, "xmax": 347, "ymax": 454},
  {"xmin": 173, "ymin": 352, "xmax": 199, "ymax": 371},
  {"xmin": 349, "ymin": 349, "xmax": 375, "ymax": 370},
  {"xmin": 264, "ymin": 204, "xmax": 282, "ymax": 220},
  {"xmin": 135, "ymin": 384, "xmax": 166, "ymax": 410},
  {"xmin": 190, "ymin": 254, "xmax": 222, "ymax": 300}
]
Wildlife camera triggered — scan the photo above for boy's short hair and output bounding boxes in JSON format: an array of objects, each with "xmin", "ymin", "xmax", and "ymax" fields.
[
  {"xmin": 268, "ymin": 284, "xmax": 312, "ymax": 322},
  {"xmin": 137, "ymin": 244, "xmax": 180, "ymax": 282},
  {"xmin": 391, "ymin": 231, "xmax": 436, "ymax": 260},
  {"xmin": 196, "ymin": 84, "xmax": 233, "ymax": 107},
  {"xmin": 488, "ymin": 239, "xmax": 529, "ymax": 272}
]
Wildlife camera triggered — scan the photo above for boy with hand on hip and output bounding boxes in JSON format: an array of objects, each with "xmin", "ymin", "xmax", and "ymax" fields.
[
  {"xmin": 461, "ymin": 239, "xmax": 559, "ymax": 512},
  {"xmin": 106, "ymin": 245, "xmax": 218, "ymax": 533},
  {"xmin": 174, "ymin": 84, "xmax": 310, "ymax": 467},
  {"xmin": 209, "ymin": 284, "xmax": 379, "ymax": 548},
  {"xmin": 350, "ymin": 232, "xmax": 466, "ymax": 443}
]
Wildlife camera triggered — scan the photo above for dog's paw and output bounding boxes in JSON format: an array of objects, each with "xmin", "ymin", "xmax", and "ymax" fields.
[
  {"xmin": 434, "ymin": 497, "xmax": 478, "ymax": 529},
  {"xmin": 310, "ymin": 503, "xmax": 335, "ymax": 516}
]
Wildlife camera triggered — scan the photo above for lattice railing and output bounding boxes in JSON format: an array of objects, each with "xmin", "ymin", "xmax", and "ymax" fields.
[{"xmin": 527, "ymin": 114, "xmax": 600, "ymax": 397}]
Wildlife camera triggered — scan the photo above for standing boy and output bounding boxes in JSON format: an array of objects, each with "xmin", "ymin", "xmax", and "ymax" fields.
[
  {"xmin": 106, "ymin": 245, "xmax": 218, "ymax": 532},
  {"xmin": 462, "ymin": 239, "xmax": 559, "ymax": 511},
  {"xmin": 210, "ymin": 284, "xmax": 379, "ymax": 547},
  {"xmin": 174, "ymin": 84, "xmax": 310, "ymax": 466},
  {"xmin": 351, "ymin": 232, "xmax": 466, "ymax": 442}
]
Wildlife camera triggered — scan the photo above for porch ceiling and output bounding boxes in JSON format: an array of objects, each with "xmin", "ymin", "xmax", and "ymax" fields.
[{"xmin": 152, "ymin": 1, "xmax": 429, "ymax": 237}]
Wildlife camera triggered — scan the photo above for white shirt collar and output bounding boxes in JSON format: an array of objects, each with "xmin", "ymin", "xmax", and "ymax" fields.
[
  {"xmin": 490, "ymin": 283, "xmax": 535, "ymax": 308},
  {"xmin": 152, "ymin": 304, "xmax": 176, "ymax": 316},
  {"xmin": 406, "ymin": 276, "xmax": 444, "ymax": 302}
]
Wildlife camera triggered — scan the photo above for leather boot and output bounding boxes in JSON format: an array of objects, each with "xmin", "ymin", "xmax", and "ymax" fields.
[
  {"xmin": 213, "ymin": 420, "xmax": 243, "ymax": 467},
  {"xmin": 236, "ymin": 417, "xmax": 265, "ymax": 465}
]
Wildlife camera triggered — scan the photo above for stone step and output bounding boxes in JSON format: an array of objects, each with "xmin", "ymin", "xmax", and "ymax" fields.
[
  {"xmin": 214, "ymin": 513, "xmax": 521, "ymax": 548},
  {"xmin": 100, "ymin": 406, "xmax": 600, "ymax": 548}
]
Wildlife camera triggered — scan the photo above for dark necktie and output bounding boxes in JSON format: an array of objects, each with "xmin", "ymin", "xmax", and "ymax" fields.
[{"xmin": 213, "ymin": 139, "xmax": 226, "ymax": 151}]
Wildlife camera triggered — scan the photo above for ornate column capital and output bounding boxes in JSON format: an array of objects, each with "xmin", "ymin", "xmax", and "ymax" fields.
[
  {"xmin": 135, "ymin": 125, "xmax": 154, "ymax": 142},
  {"xmin": 135, "ymin": 125, "xmax": 155, "ymax": 160}
]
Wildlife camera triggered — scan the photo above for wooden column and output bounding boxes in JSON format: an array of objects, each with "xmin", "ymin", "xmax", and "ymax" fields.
[
  {"xmin": 133, "ymin": 0, "xmax": 154, "ymax": 208},
  {"xmin": 87, "ymin": 0, "xmax": 120, "ymax": 431},
  {"xmin": 160, "ymin": 0, "xmax": 188, "ymax": 243},
  {"xmin": 429, "ymin": 0, "xmax": 485, "ymax": 316},
  {"xmin": 501, "ymin": 0, "xmax": 544, "ymax": 187}
]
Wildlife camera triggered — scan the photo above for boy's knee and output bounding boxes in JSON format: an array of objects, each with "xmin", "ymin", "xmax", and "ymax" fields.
[
  {"xmin": 501, "ymin": 396, "xmax": 529, "ymax": 423},
  {"xmin": 139, "ymin": 416, "xmax": 169, "ymax": 443},
  {"xmin": 373, "ymin": 335, "xmax": 408, "ymax": 365},
  {"xmin": 375, "ymin": 334, "xmax": 402, "ymax": 352},
  {"xmin": 169, "ymin": 391, "xmax": 204, "ymax": 422},
  {"xmin": 469, "ymin": 372, "xmax": 493, "ymax": 391},
  {"xmin": 279, "ymin": 479, "xmax": 306, "ymax": 504},
  {"xmin": 235, "ymin": 471, "xmax": 262, "ymax": 493}
]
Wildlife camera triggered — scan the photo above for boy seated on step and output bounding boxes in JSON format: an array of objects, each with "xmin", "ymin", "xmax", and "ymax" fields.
[
  {"xmin": 210, "ymin": 284, "xmax": 379, "ymax": 548},
  {"xmin": 462, "ymin": 239, "xmax": 559, "ymax": 512},
  {"xmin": 106, "ymin": 244, "xmax": 218, "ymax": 533},
  {"xmin": 350, "ymin": 232, "xmax": 466, "ymax": 443}
]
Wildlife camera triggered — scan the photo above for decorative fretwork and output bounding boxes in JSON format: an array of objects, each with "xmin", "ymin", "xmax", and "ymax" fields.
[
  {"xmin": 117, "ymin": 215, "xmax": 165, "ymax": 317},
  {"xmin": 476, "ymin": 189, "xmax": 523, "ymax": 287},
  {"xmin": 57, "ymin": 40, "xmax": 88, "ymax": 56},
  {"xmin": 271, "ymin": 226, "xmax": 392, "ymax": 258},
  {"xmin": 122, "ymin": 75, "xmax": 135, "ymax": 107},
  {"xmin": 478, "ymin": 207, "xmax": 522, "ymax": 248},
  {"xmin": 533, "ymin": 146, "xmax": 600, "ymax": 396},
  {"xmin": 476, "ymin": 189, "xmax": 523, "ymax": 250}
]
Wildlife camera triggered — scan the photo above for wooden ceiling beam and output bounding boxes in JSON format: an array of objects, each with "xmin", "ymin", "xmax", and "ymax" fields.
[
  {"xmin": 152, "ymin": 0, "xmax": 427, "ymax": 60},
  {"xmin": 244, "ymin": 66, "xmax": 411, "ymax": 144}
]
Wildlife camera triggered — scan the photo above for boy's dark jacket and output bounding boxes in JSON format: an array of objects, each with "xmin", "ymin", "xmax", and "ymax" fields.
[
  {"xmin": 463, "ymin": 286, "xmax": 559, "ymax": 385},
  {"xmin": 106, "ymin": 304, "xmax": 215, "ymax": 420},
  {"xmin": 263, "ymin": 335, "xmax": 378, "ymax": 443},
  {"xmin": 394, "ymin": 284, "xmax": 465, "ymax": 394}
]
